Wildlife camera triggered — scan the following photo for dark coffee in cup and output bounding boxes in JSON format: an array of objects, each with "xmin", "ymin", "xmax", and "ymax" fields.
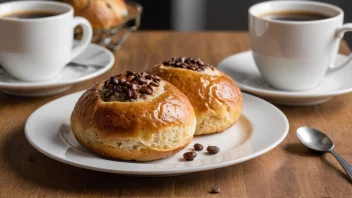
[
  {"xmin": 2, "ymin": 11, "xmax": 59, "ymax": 19},
  {"xmin": 260, "ymin": 10, "xmax": 331, "ymax": 21}
]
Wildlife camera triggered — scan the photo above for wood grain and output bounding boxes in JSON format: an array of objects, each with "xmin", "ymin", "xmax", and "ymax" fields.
[{"xmin": 0, "ymin": 31, "xmax": 351, "ymax": 198}]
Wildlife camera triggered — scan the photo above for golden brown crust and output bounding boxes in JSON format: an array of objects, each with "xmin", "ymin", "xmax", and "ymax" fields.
[
  {"xmin": 150, "ymin": 65, "xmax": 243, "ymax": 135},
  {"xmin": 70, "ymin": 80, "xmax": 196, "ymax": 161},
  {"xmin": 75, "ymin": 134, "xmax": 192, "ymax": 161},
  {"xmin": 64, "ymin": 0, "xmax": 128, "ymax": 29}
]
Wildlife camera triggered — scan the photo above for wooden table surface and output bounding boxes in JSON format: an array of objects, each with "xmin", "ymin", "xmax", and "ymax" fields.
[{"xmin": 0, "ymin": 31, "xmax": 351, "ymax": 198}]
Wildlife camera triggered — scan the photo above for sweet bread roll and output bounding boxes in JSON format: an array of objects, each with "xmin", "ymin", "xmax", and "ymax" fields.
[
  {"xmin": 70, "ymin": 71, "xmax": 196, "ymax": 161},
  {"xmin": 64, "ymin": 0, "xmax": 128, "ymax": 29},
  {"xmin": 151, "ymin": 57, "xmax": 243, "ymax": 135}
]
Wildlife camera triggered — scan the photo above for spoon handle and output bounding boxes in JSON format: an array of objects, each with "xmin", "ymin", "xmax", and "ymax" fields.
[{"xmin": 329, "ymin": 150, "xmax": 352, "ymax": 181}]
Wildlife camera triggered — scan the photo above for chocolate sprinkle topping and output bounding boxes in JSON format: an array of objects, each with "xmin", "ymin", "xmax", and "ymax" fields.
[
  {"xmin": 163, "ymin": 56, "xmax": 215, "ymax": 72},
  {"xmin": 103, "ymin": 71, "xmax": 161, "ymax": 101}
]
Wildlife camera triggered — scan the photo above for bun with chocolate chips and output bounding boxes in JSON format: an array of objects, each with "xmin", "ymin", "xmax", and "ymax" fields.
[
  {"xmin": 151, "ymin": 57, "xmax": 243, "ymax": 135},
  {"xmin": 70, "ymin": 71, "xmax": 196, "ymax": 161}
]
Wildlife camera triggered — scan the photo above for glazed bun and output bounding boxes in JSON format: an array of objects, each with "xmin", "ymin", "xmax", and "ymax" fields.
[
  {"xmin": 151, "ymin": 57, "xmax": 243, "ymax": 135},
  {"xmin": 64, "ymin": 0, "xmax": 128, "ymax": 29},
  {"xmin": 70, "ymin": 71, "xmax": 196, "ymax": 161}
]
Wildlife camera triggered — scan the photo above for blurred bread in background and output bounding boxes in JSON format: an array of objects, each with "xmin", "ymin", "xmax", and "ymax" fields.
[{"xmin": 63, "ymin": 0, "xmax": 128, "ymax": 29}]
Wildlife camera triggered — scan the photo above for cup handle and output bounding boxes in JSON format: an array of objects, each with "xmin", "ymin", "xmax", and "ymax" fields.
[
  {"xmin": 326, "ymin": 23, "xmax": 352, "ymax": 76},
  {"xmin": 70, "ymin": 17, "xmax": 93, "ymax": 61}
]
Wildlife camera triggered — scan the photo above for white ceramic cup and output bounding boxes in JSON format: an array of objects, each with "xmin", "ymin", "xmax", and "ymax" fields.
[
  {"xmin": 249, "ymin": 1, "xmax": 352, "ymax": 91},
  {"xmin": 0, "ymin": 1, "xmax": 92, "ymax": 81}
]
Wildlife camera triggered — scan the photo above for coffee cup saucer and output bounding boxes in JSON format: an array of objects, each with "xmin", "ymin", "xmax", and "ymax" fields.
[
  {"xmin": 218, "ymin": 50, "xmax": 352, "ymax": 106},
  {"xmin": 0, "ymin": 42, "xmax": 114, "ymax": 97}
]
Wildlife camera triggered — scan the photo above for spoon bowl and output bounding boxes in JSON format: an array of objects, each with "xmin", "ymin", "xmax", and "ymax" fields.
[
  {"xmin": 296, "ymin": 127, "xmax": 334, "ymax": 152},
  {"xmin": 296, "ymin": 127, "xmax": 352, "ymax": 181}
]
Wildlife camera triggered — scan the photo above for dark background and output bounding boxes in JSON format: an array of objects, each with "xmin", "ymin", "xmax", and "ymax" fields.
[{"xmin": 134, "ymin": 0, "xmax": 352, "ymax": 46}]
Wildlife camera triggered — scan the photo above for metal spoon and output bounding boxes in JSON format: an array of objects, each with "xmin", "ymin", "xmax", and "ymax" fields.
[{"xmin": 297, "ymin": 127, "xmax": 352, "ymax": 181}]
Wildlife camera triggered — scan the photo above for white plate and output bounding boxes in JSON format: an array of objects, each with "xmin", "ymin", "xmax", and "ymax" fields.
[
  {"xmin": 218, "ymin": 51, "xmax": 352, "ymax": 106},
  {"xmin": 25, "ymin": 91, "xmax": 289, "ymax": 176},
  {"xmin": 0, "ymin": 42, "xmax": 114, "ymax": 96}
]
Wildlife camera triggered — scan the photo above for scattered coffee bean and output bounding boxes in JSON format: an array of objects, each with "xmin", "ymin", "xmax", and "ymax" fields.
[
  {"xmin": 210, "ymin": 186, "xmax": 221, "ymax": 194},
  {"xmin": 194, "ymin": 143, "xmax": 204, "ymax": 151},
  {"xmin": 207, "ymin": 146, "xmax": 220, "ymax": 154},
  {"xmin": 183, "ymin": 152, "xmax": 197, "ymax": 161}
]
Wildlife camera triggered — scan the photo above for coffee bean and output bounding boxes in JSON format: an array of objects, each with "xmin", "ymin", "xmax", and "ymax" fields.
[
  {"xmin": 194, "ymin": 143, "xmax": 204, "ymax": 151},
  {"xmin": 152, "ymin": 75, "xmax": 161, "ymax": 81},
  {"xmin": 145, "ymin": 74, "xmax": 153, "ymax": 79},
  {"xmin": 197, "ymin": 59, "xmax": 205, "ymax": 66},
  {"xmin": 163, "ymin": 61, "xmax": 169, "ymax": 65},
  {"xmin": 183, "ymin": 152, "xmax": 197, "ymax": 161},
  {"xmin": 207, "ymin": 146, "xmax": 220, "ymax": 154},
  {"xmin": 132, "ymin": 90, "xmax": 138, "ymax": 99},
  {"xmin": 110, "ymin": 78, "xmax": 119, "ymax": 85},
  {"xmin": 123, "ymin": 81, "xmax": 132, "ymax": 88},
  {"xmin": 118, "ymin": 76, "xmax": 126, "ymax": 83},
  {"xmin": 127, "ymin": 76, "xmax": 135, "ymax": 82},
  {"xmin": 103, "ymin": 72, "xmax": 161, "ymax": 101},
  {"xmin": 149, "ymin": 81, "xmax": 159, "ymax": 87},
  {"xmin": 108, "ymin": 84, "xmax": 115, "ymax": 89},
  {"xmin": 137, "ymin": 77, "xmax": 148, "ymax": 84},
  {"xmin": 126, "ymin": 70, "xmax": 135, "ymax": 76},
  {"xmin": 131, "ymin": 83, "xmax": 138, "ymax": 90},
  {"xmin": 162, "ymin": 57, "xmax": 214, "ymax": 72},
  {"xmin": 126, "ymin": 89, "xmax": 133, "ymax": 98},
  {"xmin": 139, "ymin": 87, "xmax": 152, "ymax": 95},
  {"xmin": 171, "ymin": 57, "xmax": 176, "ymax": 62},
  {"xmin": 210, "ymin": 186, "xmax": 220, "ymax": 194}
]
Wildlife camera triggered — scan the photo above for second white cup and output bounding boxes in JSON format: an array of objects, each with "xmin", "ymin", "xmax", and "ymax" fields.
[{"xmin": 249, "ymin": 1, "xmax": 352, "ymax": 91}]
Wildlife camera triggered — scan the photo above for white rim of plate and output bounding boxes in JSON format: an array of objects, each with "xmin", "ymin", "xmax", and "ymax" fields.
[
  {"xmin": 218, "ymin": 51, "xmax": 352, "ymax": 98},
  {"xmin": 25, "ymin": 91, "xmax": 289, "ymax": 175},
  {"xmin": 0, "ymin": 43, "xmax": 114, "ymax": 88}
]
